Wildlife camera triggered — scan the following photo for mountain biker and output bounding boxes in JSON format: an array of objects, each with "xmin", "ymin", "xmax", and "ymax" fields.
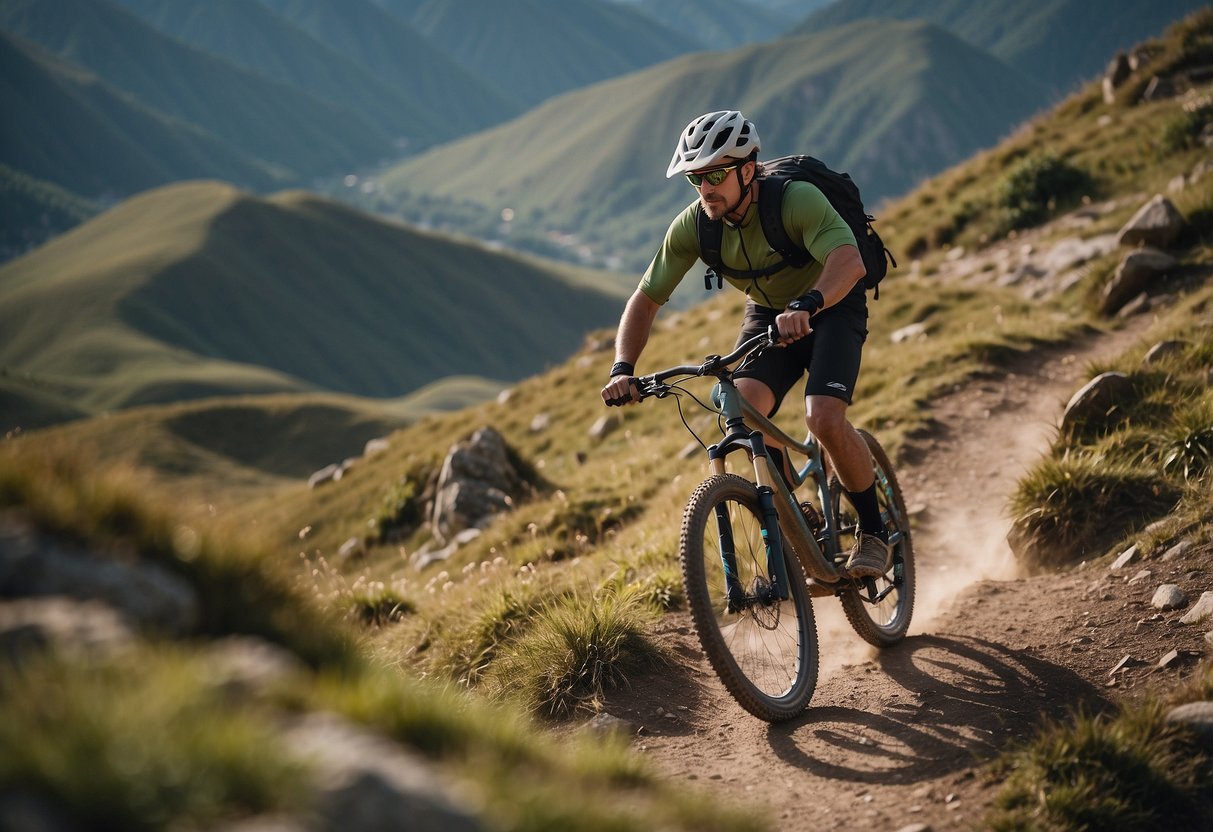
[{"xmin": 600, "ymin": 110, "xmax": 890, "ymax": 579}]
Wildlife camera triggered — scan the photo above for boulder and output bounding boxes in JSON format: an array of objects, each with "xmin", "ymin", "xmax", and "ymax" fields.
[
  {"xmin": 1151, "ymin": 584, "xmax": 1187, "ymax": 610},
  {"xmin": 1099, "ymin": 248, "xmax": 1176, "ymax": 315},
  {"xmin": 890, "ymin": 322, "xmax": 928, "ymax": 344},
  {"xmin": 429, "ymin": 428, "xmax": 523, "ymax": 544},
  {"xmin": 1111, "ymin": 545, "xmax": 1140, "ymax": 570},
  {"xmin": 1060, "ymin": 372, "xmax": 1134, "ymax": 432},
  {"xmin": 205, "ymin": 636, "xmax": 307, "ymax": 700},
  {"xmin": 1143, "ymin": 340, "xmax": 1189, "ymax": 366},
  {"xmin": 1102, "ymin": 52, "xmax": 1132, "ymax": 103},
  {"xmin": 1165, "ymin": 701, "xmax": 1213, "ymax": 745},
  {"xmin": 1179, "ymin": 592, "xmax": 1213, "ymax": 626},
  {"xmin": 309, "ymin": 463, "xmax": 344, "ymax": 489},
  {"xmin": 0, "ymin": 519, "xmax": 199, "ymax": 635},
  {"xmin": 282, "ymin": 713, "xmax": 484, "ymax": 832},
  {"xmin": 0, "ymin": 597, "xmax": 132, "ymax": 664},
  {"xmin": 1116, "ymin": 195, "xmax": 1186, "ymax": 249}
]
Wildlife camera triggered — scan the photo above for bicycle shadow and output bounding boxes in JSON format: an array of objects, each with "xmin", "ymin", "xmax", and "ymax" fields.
[{"xmin": 765, "ymin": 633, "xmax": 1112, "ymax": 785}]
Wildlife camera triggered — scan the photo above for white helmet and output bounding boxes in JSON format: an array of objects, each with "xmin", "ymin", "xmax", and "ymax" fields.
[{"xmin": 666, "ymin": 110, "xmax": 761, "ymax": 178}]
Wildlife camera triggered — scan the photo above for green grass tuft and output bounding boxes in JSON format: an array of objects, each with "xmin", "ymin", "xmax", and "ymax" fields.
[
  {"xmin": 987, "ymin": 701, "xmax": 1213, "ymax": 831},
  {"xmin": 490, "ymin": 587, "xmax": 669, "ymax": 719}
]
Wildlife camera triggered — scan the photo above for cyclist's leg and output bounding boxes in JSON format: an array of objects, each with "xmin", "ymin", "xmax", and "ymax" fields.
[{"xmin": 800, "ymin": 289, "xmax": 888, "ymax": 573}]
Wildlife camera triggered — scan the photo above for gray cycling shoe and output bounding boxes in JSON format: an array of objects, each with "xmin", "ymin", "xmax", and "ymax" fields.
[{"xmin": 845, "ymin": 532, "xmax": 892, "ymax": 578}]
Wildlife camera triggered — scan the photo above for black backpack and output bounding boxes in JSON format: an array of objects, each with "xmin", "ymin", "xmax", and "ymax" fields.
[{"xmin": 695, "ymin": 154, "xmax": 896, "ymax": 298}]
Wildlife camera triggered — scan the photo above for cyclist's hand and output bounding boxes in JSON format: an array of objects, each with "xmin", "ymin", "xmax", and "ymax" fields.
[
  {"xmin": 775, "ymin": 310, "xmax": 813, "ymax": 344},
  {"xmin": 602, "ymin": 375, "xmax": 640, "ymax": 407}
]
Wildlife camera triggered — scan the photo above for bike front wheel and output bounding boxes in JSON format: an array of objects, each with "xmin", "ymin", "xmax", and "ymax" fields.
[
  {"xmin": 833, "ymin": 429, "xmax": 916, "ymax": 647},
  {"xmin": 680, "ymin": 473, "xmax": 818, "ymax": 721}
]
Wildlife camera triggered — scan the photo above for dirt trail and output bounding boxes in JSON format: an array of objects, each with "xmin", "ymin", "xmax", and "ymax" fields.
[{"xmin": 602, "ymin": 314, "xmax": 1209, "ymax": 831}]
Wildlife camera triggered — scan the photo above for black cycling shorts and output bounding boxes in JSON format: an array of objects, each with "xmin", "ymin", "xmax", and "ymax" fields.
[{"xmin": 731, "ymin": 286, "xmax": 868, "ymax": 414}]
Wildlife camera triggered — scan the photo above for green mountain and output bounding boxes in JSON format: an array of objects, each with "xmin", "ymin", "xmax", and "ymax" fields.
[
  {"xmin": 623, "ymin": 0, "xmax": 792, "ymax": 50},
  {"xmin": 373, "ymin": 19, "xmax": 1045, "ymax": 276},
  {"xmin": 0, "ymin": 181, "xmax": 629, "ymax": 429},
  {"xmin": 108, "ymin": 0, "xmax": 450, "ymax": 147},
  {"xmin": 793, "ymin": 0, "xmax": 1210, "ymax": 95},
  {"xmin": 0, "ymin": 163, "xmax": 98, "ymax": 262},
  {"xmin": 0, "ymin": 32, "xmax": 285, "ymax": 197},
  {"xmin": 0, "ymin": 0, "xmax": 397, "ymax": 180},
  {"xmin": 256, "ymin": 0, "xmax": 521, "ymax": 138},
  {"xmin": 385, "ymin": 0, "xmax": 706, "ymax": 108}
]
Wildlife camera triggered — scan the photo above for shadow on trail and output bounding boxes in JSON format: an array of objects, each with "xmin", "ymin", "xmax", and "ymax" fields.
[{"xmin": 766, "ymin": 634, "xmax": 1112, "ymax": 785}]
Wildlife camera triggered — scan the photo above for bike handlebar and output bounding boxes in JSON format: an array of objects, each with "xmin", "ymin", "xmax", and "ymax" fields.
[{"xmin": 605, "ymin": 325, "xmax": 778, "ymax": 406}]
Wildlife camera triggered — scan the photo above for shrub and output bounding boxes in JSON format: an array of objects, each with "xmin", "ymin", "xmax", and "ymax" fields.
[{"xmin": 994, "ymin": 154, "xmax": 1091, "ymax": 233}]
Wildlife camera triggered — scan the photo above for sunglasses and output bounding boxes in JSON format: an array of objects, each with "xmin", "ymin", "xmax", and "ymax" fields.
[{"xmin": 686, "ymin": 164, "xmax": 740, "ymax": 188}]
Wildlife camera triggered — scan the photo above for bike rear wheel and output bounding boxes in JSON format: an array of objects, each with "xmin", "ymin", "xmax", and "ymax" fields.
[
  {"xmin": 680, "ymin": 473, "xmax": 818, "ymax": 721},
  {"xmin": 832, "ymin": 430, "xmax": 916, "ymax": 647}
]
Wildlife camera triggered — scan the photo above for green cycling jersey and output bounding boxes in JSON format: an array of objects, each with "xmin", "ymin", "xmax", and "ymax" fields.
[{"xmin": 639, "ymin": 180, "xmax": 856, "ymax": 308}]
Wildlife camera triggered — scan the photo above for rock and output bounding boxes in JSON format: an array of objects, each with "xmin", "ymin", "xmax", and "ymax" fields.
[
  {"xmin": 1109, "ymin": 654, "xmax": 1143, "ymax": 675},
  {"xmin": 1041, "ymin": 235, "xmax": 1116, "ymax": 275},
  {"xmin": 495, "ymin": 388, "xmax": 513, "ymax": 405},
  {"xmin": 0, "ymin": 597, "xmax": 132, "ymax": 664},
  {"xmin": 1165, "ymin": 701, "xmax": 1213, "ymax": 745},
  {"xmin": 582, "ymin": 711, "xmax": 636, "ymax": 738},
  {"xmin": 363, "ymin": 437, "xmax": 391, "ymax": 457},
  {"xmin": 1141, "ymin": 75, "xmax": 1175, "ymax": 103},
  {"xmin": 588, "ymin": 414, "xmax": 620, "ymax": 440},
  {"xmin": 1127, "ymin": 569, "xmax": 1151, "ymax": 585},
  {"xmin": 338, "ymin": 537, "xmax": 366, "ymax": 561},
  {"xmin": 0, "ymin": 519, "xmax": 199, "ymax": 635},
  {"xmin": 1116, "ymin": 195, "xmax": 1186, "ymax": 249},
  {"xmin": 205, "ymin": 636, "xmax": 307, "ymax": 699},
  {"xmin": 1143, "ymin": 340, "xmax": 1189, "ymax": 366},
  {"xmin": 1179, "ymin": 592, "xmax": 1213, "ymax": 626},
  {"xmin": 1103, "ymin": 52, "xmax": 1132, "ymax": 103},
  {"xmin": 308, "ymin": 463, "xmax": 344, "ymax": 488},
  {"xmin": 893, "ymin": 824, "xmax": 932, "ymax": 832},
  {"xmin": 529, "ymin": 412, "xmax": 551, "ymax": 433},
  {"xmin": 890, "ymin": 322, "xmax": 928, "ymax": 344},
  {"xmin": 1161, "ymin": 540, "xmax": 1194, "ymax": 561},
  {"xmin": 1111, "ymin": 544, "xmax": 1139, "ymax": 570},
  {"xmin": 410, "ymin": 529, "xmax": 482, "ymax": 572},
  {"xmin": 283, "ymin": 713, "xmax": 484, "ymax": 832},
  {"xmin": 1116, "ymin": 292, "xmax": 1150, "ymax": 318},
  {"xmin": 1151, "ymin": 584, "xmax": 1187, "ymax": 610},
  {"xmin": 1099, "ymin": 248, "xmax": 1176, "ymax": 315},
  {"xmin": 429, "ymin": 428, "xmax": 524, "ymax": 545},
  {"xmin": 1061, "ymin": 372, "xmax": 1134, "ymax": 431}
]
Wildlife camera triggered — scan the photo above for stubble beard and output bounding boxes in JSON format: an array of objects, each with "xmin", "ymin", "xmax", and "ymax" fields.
[{"xmin": 699, "ymin": 195, "xmax": 727, "ymax": 220}]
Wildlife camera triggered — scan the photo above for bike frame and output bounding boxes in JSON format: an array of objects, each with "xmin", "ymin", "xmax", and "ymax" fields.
[{"xmin": 704, "ymin": 377, "xmax": 847, "ymax": 587}]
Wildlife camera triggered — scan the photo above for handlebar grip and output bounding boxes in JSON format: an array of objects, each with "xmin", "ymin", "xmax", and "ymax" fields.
[{"xmin": 605, "ymin": 377, "xmax": 639, "ymax": 407}]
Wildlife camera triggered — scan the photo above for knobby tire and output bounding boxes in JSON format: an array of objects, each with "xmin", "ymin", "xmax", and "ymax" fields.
[{"xmin": 680, "ymin": 473, "xmax": 819, "ymax": 721}]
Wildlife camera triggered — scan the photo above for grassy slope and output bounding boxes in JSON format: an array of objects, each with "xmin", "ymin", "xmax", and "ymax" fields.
[
  {"xmin": 794, "ymin": 0, "xmax": 1209, "ymax": 94},
  {"xmin": 404, "ymin": 0, "xmax": 704, "ymax": 107},
  {"xmin": 0, "ymin": 32, "xmax": 284, "ymax": 196},
  {"xmin": 629, "ymin": 0, "xmax": 792, "ymax": 50},
  {"xmin": 0, "ymin": 180, "xmax": 628, "ymax": 425},
  {"xmin": 373, "ymin": 19, "xmax": 1044, "ymax": 275},
  {"xmin": 0, "ymin": 162, "xmax": 98, "ymax": 259},
  {"xmin": 108, "ymin": 0, "xmax": 446, "ymax": 144},
  {"xmin": 257, "ymin": 0, "xmax": 520, "ymax": 135},
  {"xmin": 0, "ymin": 0, "xmax": 393, "ymax": 180}
]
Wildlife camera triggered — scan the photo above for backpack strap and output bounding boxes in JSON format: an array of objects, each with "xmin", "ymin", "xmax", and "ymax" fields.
[
  {"xmin": 755, "ymin": 175, "xmax": 813, "ymax": 270},
  {"xmin": 694, "ymin": 184, "xmax": 805, "ymax": 286}
]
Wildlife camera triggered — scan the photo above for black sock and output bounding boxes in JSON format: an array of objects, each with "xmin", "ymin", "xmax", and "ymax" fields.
[{"xmin": 846, "ymin": 483, "xmax": 887, "ymax": 541}]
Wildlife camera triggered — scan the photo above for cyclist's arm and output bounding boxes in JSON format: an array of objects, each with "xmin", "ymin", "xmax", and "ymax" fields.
[{"xmin": 602, "ymin": 289, "xmax": 660, "ymax": 405}]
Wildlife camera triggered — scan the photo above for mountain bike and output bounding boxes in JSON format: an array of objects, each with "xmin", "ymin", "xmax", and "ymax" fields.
[{"xmin": 608, "ymin": 327, "xmax": 915, "ymax": 721}]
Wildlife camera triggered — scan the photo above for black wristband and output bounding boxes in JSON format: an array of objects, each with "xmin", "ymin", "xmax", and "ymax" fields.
[
  {"xmin": 610, "ymin": 361, "xmax": 635, "ymax": 378},
  {"xmin": 787, "ymin": 289, "xmax": 824, "ymax": 317}
]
